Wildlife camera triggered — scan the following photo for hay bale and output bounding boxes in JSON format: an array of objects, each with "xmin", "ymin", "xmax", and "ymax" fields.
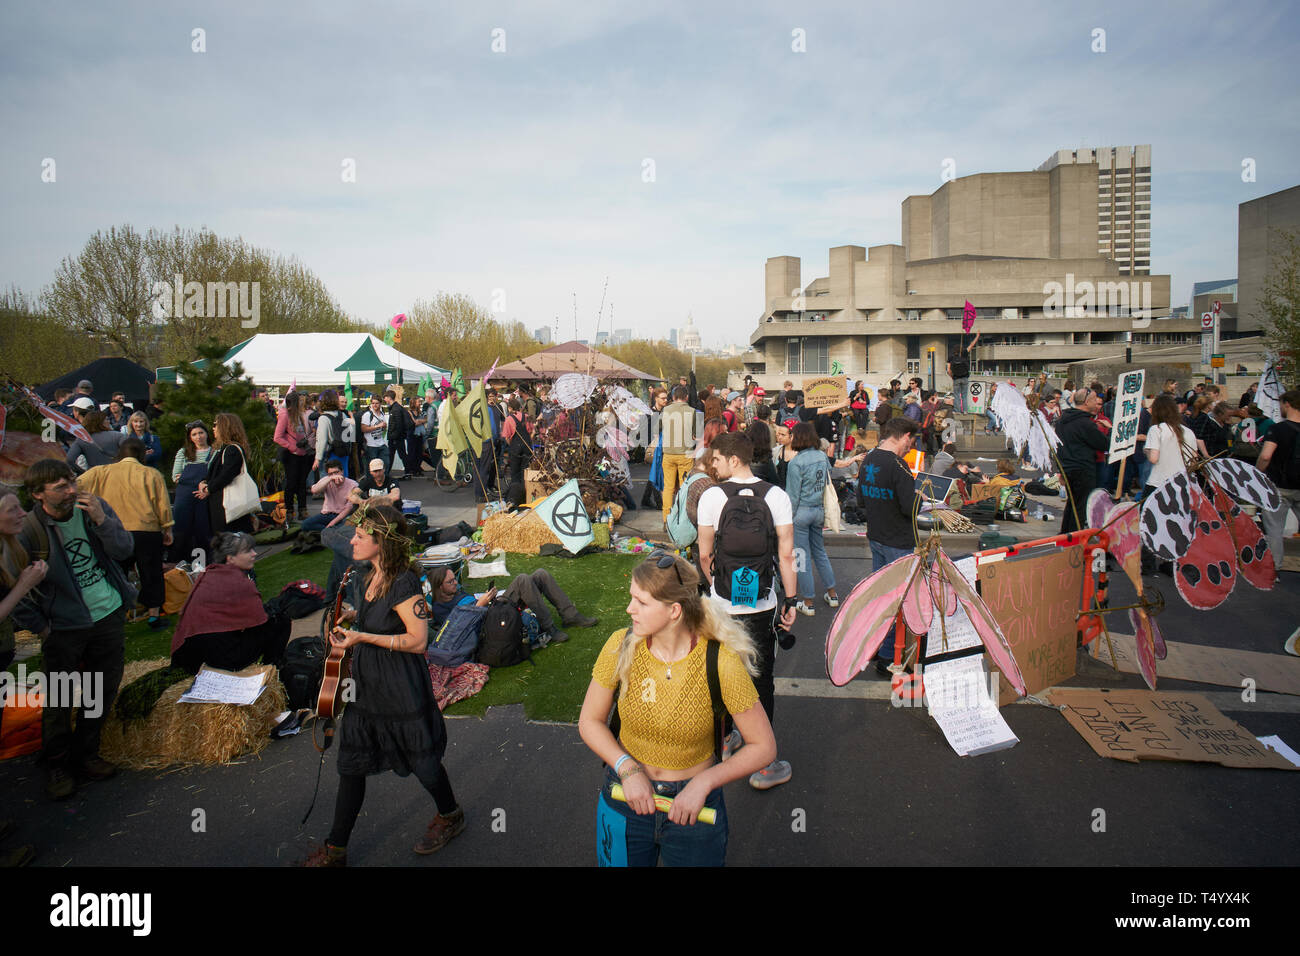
[
  {"xmin": 481, "ymin": 510, "xmax": 562, "ymax": 555},
  {"xmin": 100, "ymin": 663, "xmax": 286, "ymax": 770}
]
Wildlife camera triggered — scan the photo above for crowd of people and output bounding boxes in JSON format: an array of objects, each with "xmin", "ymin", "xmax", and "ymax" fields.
[{"xmin": 3, "ymin": 367, "xmax": 1298, "ymax": 869}]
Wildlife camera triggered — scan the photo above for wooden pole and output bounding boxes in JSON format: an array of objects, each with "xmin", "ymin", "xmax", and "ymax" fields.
[{"xmin": 1114, "ymin": 457, "xmax": 1126, "ymax": 500}]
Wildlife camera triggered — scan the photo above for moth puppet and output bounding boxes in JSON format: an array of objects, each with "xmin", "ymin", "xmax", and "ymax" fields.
[
  {"xmin": 1139, "ymin": 460, "xmax": 1277, "ymax": 612},
  {"xmin": 825, "ymin": 542, "xmax": 1027, "ymax": 696}
]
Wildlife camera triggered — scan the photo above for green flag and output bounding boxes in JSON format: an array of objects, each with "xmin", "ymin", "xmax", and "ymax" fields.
[
  {"xmin": 455, "ymin": 381, "xmax": 490, "ymax": 457},
  {"xmin": 451, "ymin": 368, "xmax": 466, "ymax": 398},
  {"xmin": 435, "ymin": 394, "xmax": 469, "ymax": 469},
  {"xmin": 344, "ymin": 371, "xmax": 354, "ymax": 411}
]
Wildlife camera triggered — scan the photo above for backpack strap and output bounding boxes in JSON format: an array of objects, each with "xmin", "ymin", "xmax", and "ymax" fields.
[
  {"xmin": 706, "ymin": 639, "xmax": 726, "ymax": 762},
  {"xmin": 607, "ymin": 627, "xmax": 630, "ymax": 744},
  {"xmin": 21, "ymin": 509, "xmax": 50, "ymax": 563}
]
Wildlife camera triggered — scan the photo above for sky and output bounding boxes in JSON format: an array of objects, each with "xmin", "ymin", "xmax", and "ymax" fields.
[{"xmin": 2, "ymin": 0, "xmax": 1298, "ymax": 351}]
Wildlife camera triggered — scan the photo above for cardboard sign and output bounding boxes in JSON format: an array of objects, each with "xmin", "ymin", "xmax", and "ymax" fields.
[
  {"xmin": 1091, "ymin": 632, "xmax": 1300, "ymax": 697},
  {"xmin": 978, "ymin": 546, "xmax": 1083, "ymax": 701},
  {"xmin": 1107, "ymin": 369, "xmax": 1144, "ymax": 463},
  {"xmin": 803, "ymin": 376, "xmax": 849, "ymax": 409},
  {"xmin": 966, "ymin": 380, "xmax": 987, "ymax": 412},
  {"xmin": 923, "ymin": 655, "xmax": 1018, "ymax": 757},
  {"xmin": 1047, "ymin": 689, "xmax": 1296, "ymax": 770}
]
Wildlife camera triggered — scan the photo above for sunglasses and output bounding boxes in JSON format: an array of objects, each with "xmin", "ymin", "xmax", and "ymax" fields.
[{"xmin": 649, "ymin": 550, "xmax": 684, "ymax": 588}]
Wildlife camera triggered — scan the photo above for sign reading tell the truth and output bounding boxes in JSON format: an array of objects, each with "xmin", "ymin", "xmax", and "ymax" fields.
[{"xmin": 802, "ymin": 376, "xmax": 849, "ymax": 409}]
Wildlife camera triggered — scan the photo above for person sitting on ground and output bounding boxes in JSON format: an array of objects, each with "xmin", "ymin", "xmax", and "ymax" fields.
[
  {"xmin": 302, "ymin": 458, "xmax": 358, "ymax": 533},
  {"xmin": 943, "ymin": 460, "xmax": 985, "ymax": 495},
  {"xmin": 170, "ymin": 532, "xmax": 291, "ymax": 674},
  {"xmin": 427, "ymin": 564, "xmax": 599, "ymax": 645},
  {"xmin": 932, "ymin": 442, "xmax": 957, "ymax": 475},
  {"xmin": 350, "ymin": 459, "xmax": 401, "ymax": 508},
  {"xmin": 986, "ymin": 458, "xmax": 1020, "ymax": 490}
]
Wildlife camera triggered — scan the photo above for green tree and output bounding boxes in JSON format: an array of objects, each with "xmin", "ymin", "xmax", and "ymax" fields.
[
  {"xmin": 399, "ymin": 293, "xmax": 536, "ymax": 375},
  {"xmin": 1259, "ymin": 228, "xmax": 1300, "ymax": 387},
  {"xmin": 0, "ymin": 285, "xmax": 101, "ymax": 383},
  {"xmin": 154, "ymin": 341, "xmax": 278, "ymax": 488}
]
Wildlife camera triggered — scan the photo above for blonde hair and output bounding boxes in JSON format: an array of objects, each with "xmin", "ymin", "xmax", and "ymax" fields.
[
  {"xmin": 612, "ymin": 555, "xmax": 759, "ymax": 690},
  {"xmin": 127, "ymin": 410, "xmax": 151, "ymax": 434},
  {"xmin": 0, "ymin": 492, "xmax": 30, "ymax": 590}
]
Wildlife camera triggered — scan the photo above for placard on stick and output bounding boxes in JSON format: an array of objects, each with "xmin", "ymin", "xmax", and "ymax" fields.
[
  {"xmin": 1047, "ymin": 689, "xmax": 1296, "ymax": 770},
  {"xmin": 978, "ymin": 546, "xmax": 1084, "ymax": 703},
  {"xmin": 803, "ymin": 376, "xmax": 849, "ymax": 409}
]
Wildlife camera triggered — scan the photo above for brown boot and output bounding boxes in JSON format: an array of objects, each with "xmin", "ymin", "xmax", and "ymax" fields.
[
  {"xmin": 413, "ymin": 806, "xmax": 465, "ymax": 855},
  {"xmin": 301, "ymin": 843, "xmax": 347, "ymax": 867}
]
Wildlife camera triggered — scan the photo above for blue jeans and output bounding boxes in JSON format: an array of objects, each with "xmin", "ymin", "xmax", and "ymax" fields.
[
  {"xmin": 793, "ymin": 505, "xmax": 835, "ymax": 599},
  {"xmin": 596, "ymin": 767, "xmax": 728, "ymax": 867},
  {"xmin": 300, "ymin": 512, "xmax": 338, "ymax": 534},
  {"xmin": 362, "ymin": 444, "xmax": 390, "ymax": 474},
  {"xmin": 870, "ymin": 541, "xmax": 913, "ymax": 661}
]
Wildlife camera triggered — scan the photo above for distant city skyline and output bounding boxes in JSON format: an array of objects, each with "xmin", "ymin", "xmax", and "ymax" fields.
[{"xmin": 2, "ymin": 2, "xmax": 1297, "ymax": 346}]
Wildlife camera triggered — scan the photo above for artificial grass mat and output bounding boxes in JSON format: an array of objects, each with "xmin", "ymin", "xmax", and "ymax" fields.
[{"xmin": 9, "ymin": 546, "xmax": 641, "ymax": 724}]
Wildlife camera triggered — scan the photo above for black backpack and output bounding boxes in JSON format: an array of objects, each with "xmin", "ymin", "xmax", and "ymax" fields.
[
  {"xmin": 712, "ymin": 480, "xmax": 778, "ymax": 606},
  {"xmin": 476, "ymin": 600, "xmax": 532, "ymax": 668},
  {"xmin": 324, "ymin": 411, "xmax": 350, "ymax": 459},
  {"xmin": 608, "ymin": 636, "xmax": 728, "ymax": 761},
  {"xmin": 280, "ymin": 634, "xmax": 328, "ymax": 712}
]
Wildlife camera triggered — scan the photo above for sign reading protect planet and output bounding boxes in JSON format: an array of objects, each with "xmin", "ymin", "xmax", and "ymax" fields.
[{"xmin": 803, "ymin": 376, "xmax": 849, "ymax": 409}]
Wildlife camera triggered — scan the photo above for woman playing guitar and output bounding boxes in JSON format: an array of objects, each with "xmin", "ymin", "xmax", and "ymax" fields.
[{"xmin": 304, "ymin": 503, "xmax": 464, "ymax": 866}]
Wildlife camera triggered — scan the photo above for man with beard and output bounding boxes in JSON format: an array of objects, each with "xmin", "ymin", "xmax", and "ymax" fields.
[{"xmin": 15, "ymin": 459, "xmax": 136, "ymax": 801}]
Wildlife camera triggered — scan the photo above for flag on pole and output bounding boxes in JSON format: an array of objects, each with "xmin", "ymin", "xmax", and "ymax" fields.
[
  {"xmin": 344, "ymin": 372, "xmax": 354, "ymax": 411},
  {"xmin": 962, "ymin": 300, "xmax": 976, "ymax": 334},
  {"xmin": 455, "ymin": 381, "xmax": 491, "ymax": 457},
  {"xmin": 383, "ymin": 326, "xmax": 396, "ymax": 347},
  {"xmin": 451, "ymin": 368, "xmax": 466, "ymax": 398},
  {"xmin": 435, "ymin": 395, "xmax": 469, "ymax": 470}
]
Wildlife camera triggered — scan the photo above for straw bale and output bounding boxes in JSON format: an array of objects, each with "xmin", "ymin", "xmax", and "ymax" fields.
[
  {"xmin": 481, "ymin": 510, "xmax": 562, "ymax": 555},
  {"xmin": 100, "ymin": 663, "xmax": 286, "ymax": 770}
]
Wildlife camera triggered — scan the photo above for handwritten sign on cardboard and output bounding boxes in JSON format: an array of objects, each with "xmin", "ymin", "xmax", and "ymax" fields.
[
  {"xmin": 1047, "ymin": 689, "xmax": 1296, "ymax": 770},
  {"xmin": 978, "ymin": 546, "xmax": 1083, "ymax": 701},
  {"xmin": 803, "ymin": 376, "xmax": 849, "ymax": 409}
]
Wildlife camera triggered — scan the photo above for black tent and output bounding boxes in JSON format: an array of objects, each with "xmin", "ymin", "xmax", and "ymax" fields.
[{"xmin": 37, "ymin": 357, "xmax": 156, "ymax": 406}]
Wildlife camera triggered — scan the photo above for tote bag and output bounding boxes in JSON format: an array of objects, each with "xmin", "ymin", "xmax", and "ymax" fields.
[
  {"xmin": 222, "ymin": 446, "xmax": 262, "ymax": 523},
  {"xmin": 822, "ymin": 471, "xmax": 842, "ymax": 534}
]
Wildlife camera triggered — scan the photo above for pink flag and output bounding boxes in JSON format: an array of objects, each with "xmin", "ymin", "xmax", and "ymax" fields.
[
  {"xmin": 390, "ymin": 313, "xmax": 407, "ymax": 330},
  {"xmin": 288, "ymin": 378, "xmax": 297, "ymax": 393},
  {"xmin": 484, "ymin": 356, "xmax": 500, "ymax": 384},
  {"xmin": 962, "ymin": 300, "xmax": 976, "ymax": 334}
]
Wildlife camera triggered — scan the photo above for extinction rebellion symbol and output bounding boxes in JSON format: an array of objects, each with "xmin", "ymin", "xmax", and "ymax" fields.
[
  {"xmin": 736, "ymin": 568, "xmax": 755, "ymax": 586},
  {"xmin": 969, "ymin": 383, "xmax": 983, "ymax": 398},
  {"xmin": 469, "ymin": 399, "xmax": 485, "ymax": 437},
  {"xmin": 553, "ymin": 492, "xmax": 591, "ymax": 537}
]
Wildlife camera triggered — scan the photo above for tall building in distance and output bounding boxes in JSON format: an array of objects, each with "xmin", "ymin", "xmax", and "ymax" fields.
[
  {"xmin": 533, "ymin": 326, "xmax": 552, "ymax": 345},
  {"xmin": 1038, "ymin": 145, "xmax": 1151, "ymax": 275},
  {"xmin": 595, "ymin": 330, "xmax": 610, "ymax": 346},
  {"xmin": 678, "ymin": 314, "xmax": 702, "ymax": 353},
  {"xmin": 611, "ymin": 328, "xmax": 632, "ymax": 346},
  {"xmin": 668, "ymin": 328, "xmax": 678, "ymax": 348},
  {"xmin": 1238, "ymin": 184, "xmax": 1300, "ymax": 333}
]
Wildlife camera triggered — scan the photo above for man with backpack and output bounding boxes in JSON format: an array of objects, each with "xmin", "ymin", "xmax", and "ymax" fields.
[
  {"xmin": 695, "ymin": 431, "xmax": 798, "ymax": 791},
  {"xmin": 660, "ymin": 386, "xmax": 700, "ymax": 526},
  {"xmin": 427, "ymin": 566, "xmax": 599, "ymax": 647},
  {"xmin": 1257, "ymin": 389, "xmax": 1300, "ymax": 568}
]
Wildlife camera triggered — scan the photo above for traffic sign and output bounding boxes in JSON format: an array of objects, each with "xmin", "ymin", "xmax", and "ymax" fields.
[
  {"xmin": 1213, "ymin": 300, "xmax": 1222, "ymax": 314},
  {"xmin": 1211, "ymin": 354, "xmax": 1225, "ymax": 368},
  {"xmin": 1201, "ymin": 312, "xmax": 1215, "ymax": 330}
]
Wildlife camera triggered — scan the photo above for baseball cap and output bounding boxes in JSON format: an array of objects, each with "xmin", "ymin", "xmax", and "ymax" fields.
[
  {"xmin": 71, "ymin": 396, "xmax": 96, "ymax": 411},
  {"xmin": 727, "ymin": 391, "xmax": 742, "ymax": 401},
  {"xmin": 368, "ymin": 458, "xmax": 386, "ymax": 472},
  {"xmin": 76, "ymin": 380, "xmax": 93, "ymax": 391},
  {"xmin": 754, "ymin": 387, "xmax": 766, "ymax": 397}
]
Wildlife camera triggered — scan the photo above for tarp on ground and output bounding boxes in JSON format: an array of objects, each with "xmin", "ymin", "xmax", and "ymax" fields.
[
  {"xmin": 156, "ymin": 333, "xmax": 449, "ymax": 387},
  {"xmin": 485, "ymin": 340, "xmax": 658, "ymax": 382},
  {"xmin": 37, "ymin": 357, "xmax": 156, "ymax": 405}
]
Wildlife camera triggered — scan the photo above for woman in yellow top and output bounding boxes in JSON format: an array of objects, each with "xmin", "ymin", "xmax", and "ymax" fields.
[{"xmin": 579, "ymin": 553, "xmax": 776, "ymax": 867}]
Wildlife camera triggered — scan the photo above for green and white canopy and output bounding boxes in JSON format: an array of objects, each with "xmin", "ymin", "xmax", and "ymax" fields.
[{"xmin": 157, "ymin": 333, "xmax": 449, "ymax": 387}]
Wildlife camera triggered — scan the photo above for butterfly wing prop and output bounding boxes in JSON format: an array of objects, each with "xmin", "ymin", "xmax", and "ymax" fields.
[
  {"xmin": 1203, "ymin": 458, "xmax": 1280, "ymax": 512},
  {"xmin": 1174, "ymin": 482, "xmax": 1236, "ymax": 610},
  {"xmin": 1140, "ymin": 472, "xmax": 1195, "ymax": 562},
  {"xmin": 934, "ymin": 551, "xmax": 1027, "ymax": 697},
  {"xmin": 826, "ymin": 553, "xmax": 919, "ymax": 686},
  {"xmin": 1129, "ymin": 607, "xmax": 1161, "ymax": 691},
  {"xmin": 1208, "ymin": 481, "xmax": 1275, "ymax": 591}
]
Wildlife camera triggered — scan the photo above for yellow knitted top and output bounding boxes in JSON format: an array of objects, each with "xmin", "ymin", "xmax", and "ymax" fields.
[{"xmin": 592, "ymin": 629, "xmax": 759, "ymax": 770}]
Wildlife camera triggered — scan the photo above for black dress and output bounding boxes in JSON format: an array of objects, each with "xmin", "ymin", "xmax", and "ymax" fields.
[{"xmin": 337, "ymin": 570, "xmax": 447, "ymax": 779}]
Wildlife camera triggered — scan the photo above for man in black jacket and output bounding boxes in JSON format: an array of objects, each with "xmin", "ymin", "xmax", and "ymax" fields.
[
  {"xmin": 384, "ymin": 390, "xmax": 418, "ymax": 479},
  {"xmin": 1055, "ymin": 388, "xmax": 1110, "ymax": 534}
]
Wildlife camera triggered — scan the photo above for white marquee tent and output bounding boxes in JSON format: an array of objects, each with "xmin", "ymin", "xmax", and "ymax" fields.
[{"xmin": 157, "ymin": 333, "xmax": 449, "ymax": 387}]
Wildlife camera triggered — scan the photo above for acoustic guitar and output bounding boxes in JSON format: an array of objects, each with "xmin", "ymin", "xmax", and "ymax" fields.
[{"xmin": 316, "ymin": 566, "xmax": 356, "ymax": 726}]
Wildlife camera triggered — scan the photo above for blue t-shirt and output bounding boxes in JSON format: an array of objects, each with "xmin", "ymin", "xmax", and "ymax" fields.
[{"xmin": 429, "ymin": 590, "xmax": 475, "ymax": 628}]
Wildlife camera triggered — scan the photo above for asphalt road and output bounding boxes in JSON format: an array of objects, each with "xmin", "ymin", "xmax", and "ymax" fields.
[{"xmin": 3, "ymin": 549, "xmax": 1297, "ymax": 869}]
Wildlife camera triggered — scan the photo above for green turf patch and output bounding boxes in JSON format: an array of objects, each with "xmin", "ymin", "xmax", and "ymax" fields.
[{"xmin": 7, "ymin": 547, "xmax": 641, "ymax": 724}]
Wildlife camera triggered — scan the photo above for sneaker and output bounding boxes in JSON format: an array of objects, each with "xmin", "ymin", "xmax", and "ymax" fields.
[
  {"xmin": 147, "ymin": 615, "xmax": 170, "ymax": 631},
  {"xmin": 874, "ymin": 660, "xmax": 894, "ymax": 679},
  {"xmin": 78, "ymin": 756, "xmax": 117, "ymax": 782},
  {"xmin": 721, "ymin": 729, "xmax": 743, "ymax": 761},
  {"xmin": 414, "ymin": 806, "xmax": 465, "ymax": 855},
  {"xmin": 300, "ymin": 843, "xmax": 347, "ymax": 867},
  {"xmin": 797, "ymin": 602, "xmax": 815, "ymax": 617},
  {"xmin": 749, "ymin": 760, "xmax": 792, "ymax": 791},
  {"xmin": 824, "ymin": 591, "xmax": 840, "ymax": 608},
  {"xmin": 45, "ymin": 766, "xmax": 75, "ymax": 801}
]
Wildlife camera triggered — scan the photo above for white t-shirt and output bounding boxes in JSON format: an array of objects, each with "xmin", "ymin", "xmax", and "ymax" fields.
[
  {"xmin": 1145, "ymin": 422, "xmax": 1197, "ymax": 489},
  {"xmin": 362, "ymin": 409, "xmax": 388, "ymax": 448},
  {"xmin": 696, "ymin": 476, "xmax": 792, "ymax": 615}
]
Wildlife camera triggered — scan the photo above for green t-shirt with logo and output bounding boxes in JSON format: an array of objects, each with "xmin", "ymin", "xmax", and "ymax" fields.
[{"xmin": 54, "ymin": 508, "xmax": 122, "ymax": 621}]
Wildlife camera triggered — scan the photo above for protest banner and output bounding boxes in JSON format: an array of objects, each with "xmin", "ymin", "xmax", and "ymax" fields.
[
  {"xmin": 1107, "ymin": 368, "xmax": 1145, "ymax": 474},
  {"xmin": 803, "ymin": 376, "xmax": 849, "ymax": 409}
]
